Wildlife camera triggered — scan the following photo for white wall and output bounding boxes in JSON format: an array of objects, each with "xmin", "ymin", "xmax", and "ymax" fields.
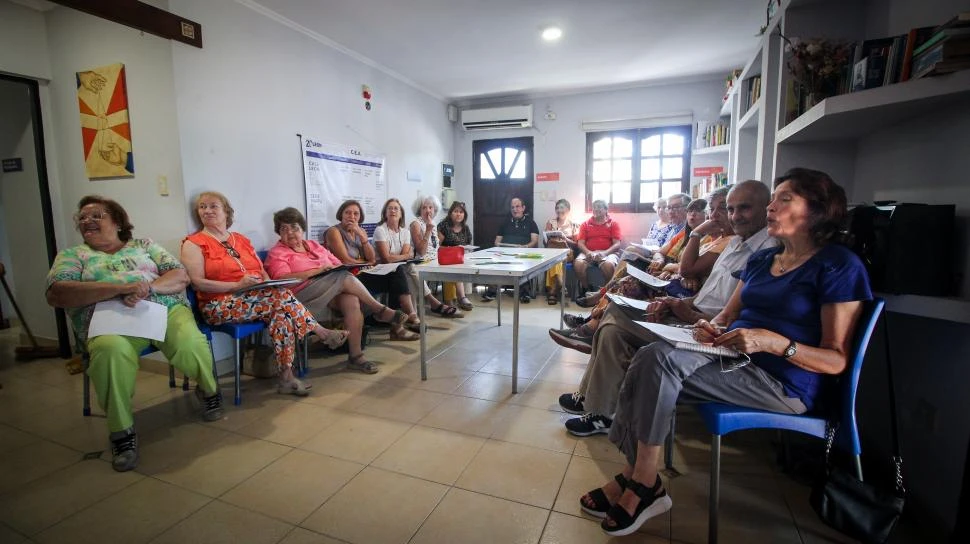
[
  {"xmin": 453, "ymin": 79, "xmax": 725, "ymax": 241},
  {"xmin": 43, "ymin": 3, "xmax": 190, "ymax": 255},
  {"xmin": 0, "ymin": 79, "xmax": 57, "ymax": 339},
  {"xmin": 0, "ymin": 0, "xmax": 51, "ymax": 81},
  {"xmin": 169, "ymin": 0, "xmax": 453, "ymax": 250}
]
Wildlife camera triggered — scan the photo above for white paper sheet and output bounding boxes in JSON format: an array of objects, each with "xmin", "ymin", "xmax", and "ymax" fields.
[
  {"xmin": 361, "ymin": 262, "xmax": 406, "ymax": 276},
  {"xmin": 606, "ymin": 293, "xmax": 650, "ymax": 310},
  {"xmin": 625, "ymin": 263, "xmax": 672, "ymax": 289},
  {"xmin": 88, "ymin": 299, "xmax": 168, "ymax": 342}
]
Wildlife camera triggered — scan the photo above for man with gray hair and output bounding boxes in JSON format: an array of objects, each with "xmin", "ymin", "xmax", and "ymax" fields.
[{"xmin": 559, "ymin": 180, "xmax": 777, "ymax": 436}]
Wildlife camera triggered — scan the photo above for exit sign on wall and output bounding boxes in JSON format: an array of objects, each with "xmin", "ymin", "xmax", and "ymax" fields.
[
  {"xmin": 693, "ymin": 166, "xmax": 724, "ymax": 177},
  {"xmin": 536, "ymin": 172, "xmax": 559, "ymax": 182}
]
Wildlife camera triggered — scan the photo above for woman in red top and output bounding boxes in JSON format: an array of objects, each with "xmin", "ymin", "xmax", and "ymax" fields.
[{"xmin": 181, "ymin": 191, "xmax": 348, "ymax": 396}]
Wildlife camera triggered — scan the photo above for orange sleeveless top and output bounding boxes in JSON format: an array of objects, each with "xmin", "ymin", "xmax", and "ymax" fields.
[{"xmin": 184, "ymin": 231, "xmax": 264, "ymax": 303}]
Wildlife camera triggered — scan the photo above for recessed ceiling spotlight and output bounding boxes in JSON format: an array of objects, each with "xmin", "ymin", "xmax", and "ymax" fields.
[{"xmin": 541, "ymin": 26, "xmax": 562, "ymax": 41}]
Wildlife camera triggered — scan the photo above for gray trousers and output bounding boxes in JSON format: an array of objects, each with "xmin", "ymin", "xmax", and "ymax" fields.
[
  {"xmin": 579, "ymin": 303, "xmax": 666, "ymax": 415},
  {"xmin": 294, "ymin": 271, "xmax": 353, "ymax": 321},
  {"xmin": 608, "ymin": 342, "xmax": 807, "ymax": 467}
]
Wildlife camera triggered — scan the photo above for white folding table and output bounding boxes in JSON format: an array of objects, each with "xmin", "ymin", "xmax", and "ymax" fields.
[{"xmin": 414, "ymin": 247, "xmax": 569, "ymax": 393}]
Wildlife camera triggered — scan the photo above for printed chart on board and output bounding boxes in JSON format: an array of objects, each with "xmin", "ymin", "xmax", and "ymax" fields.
[{"xmin": 300, "ymin": 135, "xmax": 386, "ymax": 241}]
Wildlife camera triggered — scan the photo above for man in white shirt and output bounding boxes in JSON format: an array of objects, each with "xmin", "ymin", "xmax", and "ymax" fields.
[{"xmin": 559, "ymin": 180, "xmax": 777, "ymax": 436}]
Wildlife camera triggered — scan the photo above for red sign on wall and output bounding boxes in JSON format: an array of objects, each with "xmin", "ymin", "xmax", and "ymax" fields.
[
  {"xmin": 692, "ymin": 166, "xmax": 725, "ymax": 177},
  {"xmin": 536, "ymin": 172, "xmax": 560, "ymax": 182}
]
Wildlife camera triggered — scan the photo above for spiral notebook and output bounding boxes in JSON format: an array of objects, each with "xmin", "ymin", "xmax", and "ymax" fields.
[{"xmin": 633, "ymin": 321, "xmax": 745, "ymax": 359}]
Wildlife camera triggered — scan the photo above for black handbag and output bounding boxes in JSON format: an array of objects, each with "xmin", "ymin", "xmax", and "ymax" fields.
[{"xmin": 810, "ymin": 315, "xmax": 905, "ymax": 544}]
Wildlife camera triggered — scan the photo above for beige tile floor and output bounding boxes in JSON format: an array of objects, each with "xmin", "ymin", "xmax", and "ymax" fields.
[{"xmin": 0, "ymin": 295, "xmax": 861, "ymax": 544}]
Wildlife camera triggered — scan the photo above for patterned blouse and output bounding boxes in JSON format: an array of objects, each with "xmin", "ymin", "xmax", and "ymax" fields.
[
  {"xmin": 437, "ymin": 218, "xmax": 472, "ymax": 246},
  {"xmin": 46, "ymin": 239, "xmax": 187, "ymax": 343}
]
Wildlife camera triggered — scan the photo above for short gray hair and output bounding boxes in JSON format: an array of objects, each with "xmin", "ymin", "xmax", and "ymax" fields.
[
  {"xmin": 667, "ymin": 193, "xmax": 691, "ymax": 207},
  {"xmin": 412, "ymin": 194, "xmax": 442, "ymax": 217},
  {"xmin": 706, "ymin": 186, "xmax": 730, "ymax": 203}
]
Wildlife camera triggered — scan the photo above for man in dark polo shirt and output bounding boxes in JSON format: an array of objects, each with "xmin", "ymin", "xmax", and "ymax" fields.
[{"xmin": 482, "ymin": 197, "xmax": 540, "ymax": 303}]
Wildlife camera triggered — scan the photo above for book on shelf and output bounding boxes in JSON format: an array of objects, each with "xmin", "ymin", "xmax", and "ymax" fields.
[
  {"xmin": 914, "ymin": 21, "xmax": 970, "ymax": 57},
  {"xmin": 900, "ymin": 26, "xmax": 938, "ymax": 81}
]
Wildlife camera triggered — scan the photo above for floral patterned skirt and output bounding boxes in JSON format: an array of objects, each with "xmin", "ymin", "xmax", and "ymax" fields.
[{"xmin": 202, "ymin": 287, "xmax": 316, "ymax": 368}]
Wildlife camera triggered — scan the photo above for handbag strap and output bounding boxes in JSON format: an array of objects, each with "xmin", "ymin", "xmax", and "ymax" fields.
[
  {"xmin": 823, "ymin": 311, "xmax": 905, "ymax": 493},
  {"xmin": 882, "ymin": 313, "xmax": 905, "ymax": 493}
]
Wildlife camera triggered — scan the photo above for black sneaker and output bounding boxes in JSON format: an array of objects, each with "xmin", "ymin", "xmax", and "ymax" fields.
[
  {"xmin": 548, "ymin": 326, "xmax": 593, "ymax": 354},
  {"xmin": 109, "ymin": 428, "xmax": 139, "ymax": 472},
  {"xmin": 563, "ymin": 313, "xmax": 589, "ymax": 328},
  {"xmin": 565, "ymin": 413, "xmax": 612, "ymax": 436},
  {"xmin": 558, "ymin": 391, "xmax": 586, "ymax": 415},
  {"xmin": 481, "ymin": 288, "xmax": 496, "ymax": 302},
  {"xmin": 519, "ymin": 293, "xmax": 531, "ymax": 304},
  {"xmin": 196, "ymin": 386, "xmax": 224, "ymax": 422}
]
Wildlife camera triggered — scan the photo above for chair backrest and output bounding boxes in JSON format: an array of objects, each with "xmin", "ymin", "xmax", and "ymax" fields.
[
  {"xmin": 257, "ymin": 249, "xmax": 268, "ymax": 262},
  {"xmin": 184, "ymin": 285, "xmax": 211, "ymax": 330},
  {"xmin": 835, "ymin": 297, "xmax": 885, "ymax": 455}
]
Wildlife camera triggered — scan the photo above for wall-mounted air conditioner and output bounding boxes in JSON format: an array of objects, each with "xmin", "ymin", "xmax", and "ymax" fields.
[{"xmin": 460, "ymin": 105, "xmax": 533, "ymax": 131}]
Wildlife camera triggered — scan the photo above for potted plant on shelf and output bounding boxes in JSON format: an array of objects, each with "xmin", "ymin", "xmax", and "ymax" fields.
[{"xmin": 784, "ymin": 37, "xmax": 854, "ymax": 113}]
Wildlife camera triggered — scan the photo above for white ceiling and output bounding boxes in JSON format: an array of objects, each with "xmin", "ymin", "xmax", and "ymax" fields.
[{"xmin": 249, "ymin": 0, "xmax": 769, "ymax": 102}]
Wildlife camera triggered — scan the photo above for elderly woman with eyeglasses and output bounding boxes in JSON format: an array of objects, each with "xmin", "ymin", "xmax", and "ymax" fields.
[
  {"xmin": 437, "ymin": 200, "xmax": 474, "ymax": 310},
  {"xmin": 264, "ymin": 207, "xmax": 410, "ymax": 374},
  {"xmin": 406, "ymin": 194, "xmax": 462, "ymax": 318},
  {"xmin": 46, "ymin": 195, "xmax": 222, "ymax": 472},
  {"xmin": 181, "ymin": 191, "xmax": 348, "ymax": 396}
]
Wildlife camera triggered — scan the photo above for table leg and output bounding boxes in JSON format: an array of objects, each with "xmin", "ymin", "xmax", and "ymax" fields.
[
  {"xmin": 496, "ymin": 283, "xmax": 501, "ymax": 326},
  {"xmin": 512, "ymin": 282, "xmax": 520, "ymax": 394},
  {"xmin": 560, "ymin": 279, "xmax": 565, "ymax": 329},
  {"xmin": 419, "ymin": 278, "xmax": 427, "ymax": 381}
]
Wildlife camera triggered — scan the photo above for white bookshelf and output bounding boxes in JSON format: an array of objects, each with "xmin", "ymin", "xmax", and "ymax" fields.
[
  {"xmin": 692, "ymin": 144, "xmax": 730, "ymax": 156},
  {"xmin": 777, "ymin": 70, "xmax": 970, "ymax": 144},
  {"xmin": 707, "ymin": 0, "xmax": 970, "ymax": 321},
  {"xmin": 738, "ymin": 99, "xmax": 761, "ymax": 130}
]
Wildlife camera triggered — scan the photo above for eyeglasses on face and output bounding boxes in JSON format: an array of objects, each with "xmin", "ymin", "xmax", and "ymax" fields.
[
  {"xmin": 74, "ymin": 211, "xmax": 108, "ymax": 224},
  {"xmin": 668, "ymin": 204, "xmax": 687, "ymax": 211},
  {"xmin": 220, "ymin": 241, "xmax": 241, "ymax": 259},
  {"xmin": 279, "ymin": 224, "xmax": 302, "ymax": 233},
  {"xmin": 707, "ymin": 204, "xmax": 728, "ymax": 214}
]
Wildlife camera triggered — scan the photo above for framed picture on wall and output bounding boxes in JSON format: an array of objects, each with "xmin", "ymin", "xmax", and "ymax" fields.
[{"xmin": 76, "ymin": 62, "xmax": 134, "ymax": 179}]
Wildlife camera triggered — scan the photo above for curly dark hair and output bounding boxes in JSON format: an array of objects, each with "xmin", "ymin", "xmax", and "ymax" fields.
[
  {"xmin": 273, "ymin": 207, "xmax": 307, "ymax": 234},
  {"xmin": 774, "ymin": 167, "xmax": 847, "ymax": 245},
  {"xmin": 335, "ymin": 200, "xmax": 364, "ymax": 224},
  {"xmin": 76, "ymin": 195, "xmax": 134, "ymax": 242}
]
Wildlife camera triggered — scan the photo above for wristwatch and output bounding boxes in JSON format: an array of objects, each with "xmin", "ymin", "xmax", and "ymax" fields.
[
  {"xmin": 688, "ymin": 231, "xmax": 703, "ymax": 239},
  {"xmin": 782, "ymin": 340, "xmax": 797, "ymax": 358}
]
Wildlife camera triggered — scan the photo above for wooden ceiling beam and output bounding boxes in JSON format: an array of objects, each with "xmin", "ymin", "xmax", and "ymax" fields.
[{"xmin": 48, "ymin": 0, "xmax": 202, "ymax": 48}]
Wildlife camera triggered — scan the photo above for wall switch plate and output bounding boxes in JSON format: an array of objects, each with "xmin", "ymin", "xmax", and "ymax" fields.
[
  {"xmin": 544, "ymin": 112, "xmax": 557, "ymax": 120},
  {"xmin": 157, "ymin": 175, "xmax": 169, "ymax": 196}
]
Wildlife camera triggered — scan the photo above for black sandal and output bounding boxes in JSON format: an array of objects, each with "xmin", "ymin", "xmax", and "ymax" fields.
[
  {"xmin": 600, "ymin": 476, "xmax": 672, "ymax": 537},
  {"xmin": 580, "ymin": 473, "xmax": 628, "ymax": 518},
  {"xmin": 430, "ymin": 303, "xmax": 463, "ymax": 318}
]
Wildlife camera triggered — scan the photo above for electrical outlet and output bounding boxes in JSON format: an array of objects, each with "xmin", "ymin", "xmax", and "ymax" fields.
[
  {"xmin": 157, "ymin": 175, "xmax": 169, "ymax": 196},
  {"xmin": 544, "ymin": 111, "xmax": 557, "ymax": 120}
]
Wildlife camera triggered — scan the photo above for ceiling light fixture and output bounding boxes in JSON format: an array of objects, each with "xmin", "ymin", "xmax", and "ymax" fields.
[{"xmin": 541, "ymin": 26, "xmax": 562, "ymax": 41}]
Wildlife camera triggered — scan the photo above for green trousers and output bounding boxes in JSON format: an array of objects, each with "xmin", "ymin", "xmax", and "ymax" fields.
[{"xmin": 86, "ymin": 304, "xmax": 218, "ymax": 433}]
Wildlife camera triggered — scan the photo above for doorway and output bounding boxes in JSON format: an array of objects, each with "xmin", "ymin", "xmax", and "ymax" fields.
[
  {"xmin": 0, "ymin": 74, "xmax": 70, "ymax": 356},
  {"xmin": 471, "ymin": 137, "xmax": 534, "ymax": 249}
]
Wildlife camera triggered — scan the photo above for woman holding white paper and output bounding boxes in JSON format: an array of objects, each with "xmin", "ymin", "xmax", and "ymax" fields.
[
  {"xmin": 264, "ymin": 207, "xmax": 410, "ymax": 374},
  {"xmin": 181, "ymin": 191, "xmax": 348, "ymax": 397},
  {"xmin": 46, "ymin": 195, "xmax": 223, "ymax": 473}
]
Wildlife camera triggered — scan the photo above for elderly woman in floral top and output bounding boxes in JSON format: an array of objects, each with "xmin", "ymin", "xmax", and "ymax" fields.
[{"xmin": 46, "ymin": 195, "xmax": 223, "ymax": 473}]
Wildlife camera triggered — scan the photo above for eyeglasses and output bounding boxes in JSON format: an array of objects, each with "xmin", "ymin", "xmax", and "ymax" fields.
[
  {"xmin": 74, "ymin": 211, "xmax": 108, "ymax": 224},
  {"xmin": 719, "ymin": 353, "xmax": 752, "ymax": 373},
  {"xmin": 220, "ymin": 241, "xmax": 241, "ymax": 259},
  {"xmin": 707, "ymin": 204, "xmax": 728, "ymax": 213},
  {"xmin": 279, "ymin": 224, "xmax": 302, "ymax": 233},
  {"xmin": 668, "ymin": 204, "xmax": 687, "ymax": 211}
]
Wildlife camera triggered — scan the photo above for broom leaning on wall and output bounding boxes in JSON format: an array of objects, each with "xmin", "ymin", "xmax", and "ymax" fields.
[{"xmin": 0, "ymin": 261, "xmax": 61, "ymax": 360}]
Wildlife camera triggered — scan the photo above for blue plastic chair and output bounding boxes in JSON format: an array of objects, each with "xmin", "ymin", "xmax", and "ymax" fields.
[
  {"xmin": 695, "ymin": 298, "xmax": 885, "ymax": 544},
  {"xmin": 186, "ymin": 286, "xmax": 264, "ymax": 406},
  {"xmin": 81, "ymin": 344, "xmax": 187, "ymax": 417}
]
